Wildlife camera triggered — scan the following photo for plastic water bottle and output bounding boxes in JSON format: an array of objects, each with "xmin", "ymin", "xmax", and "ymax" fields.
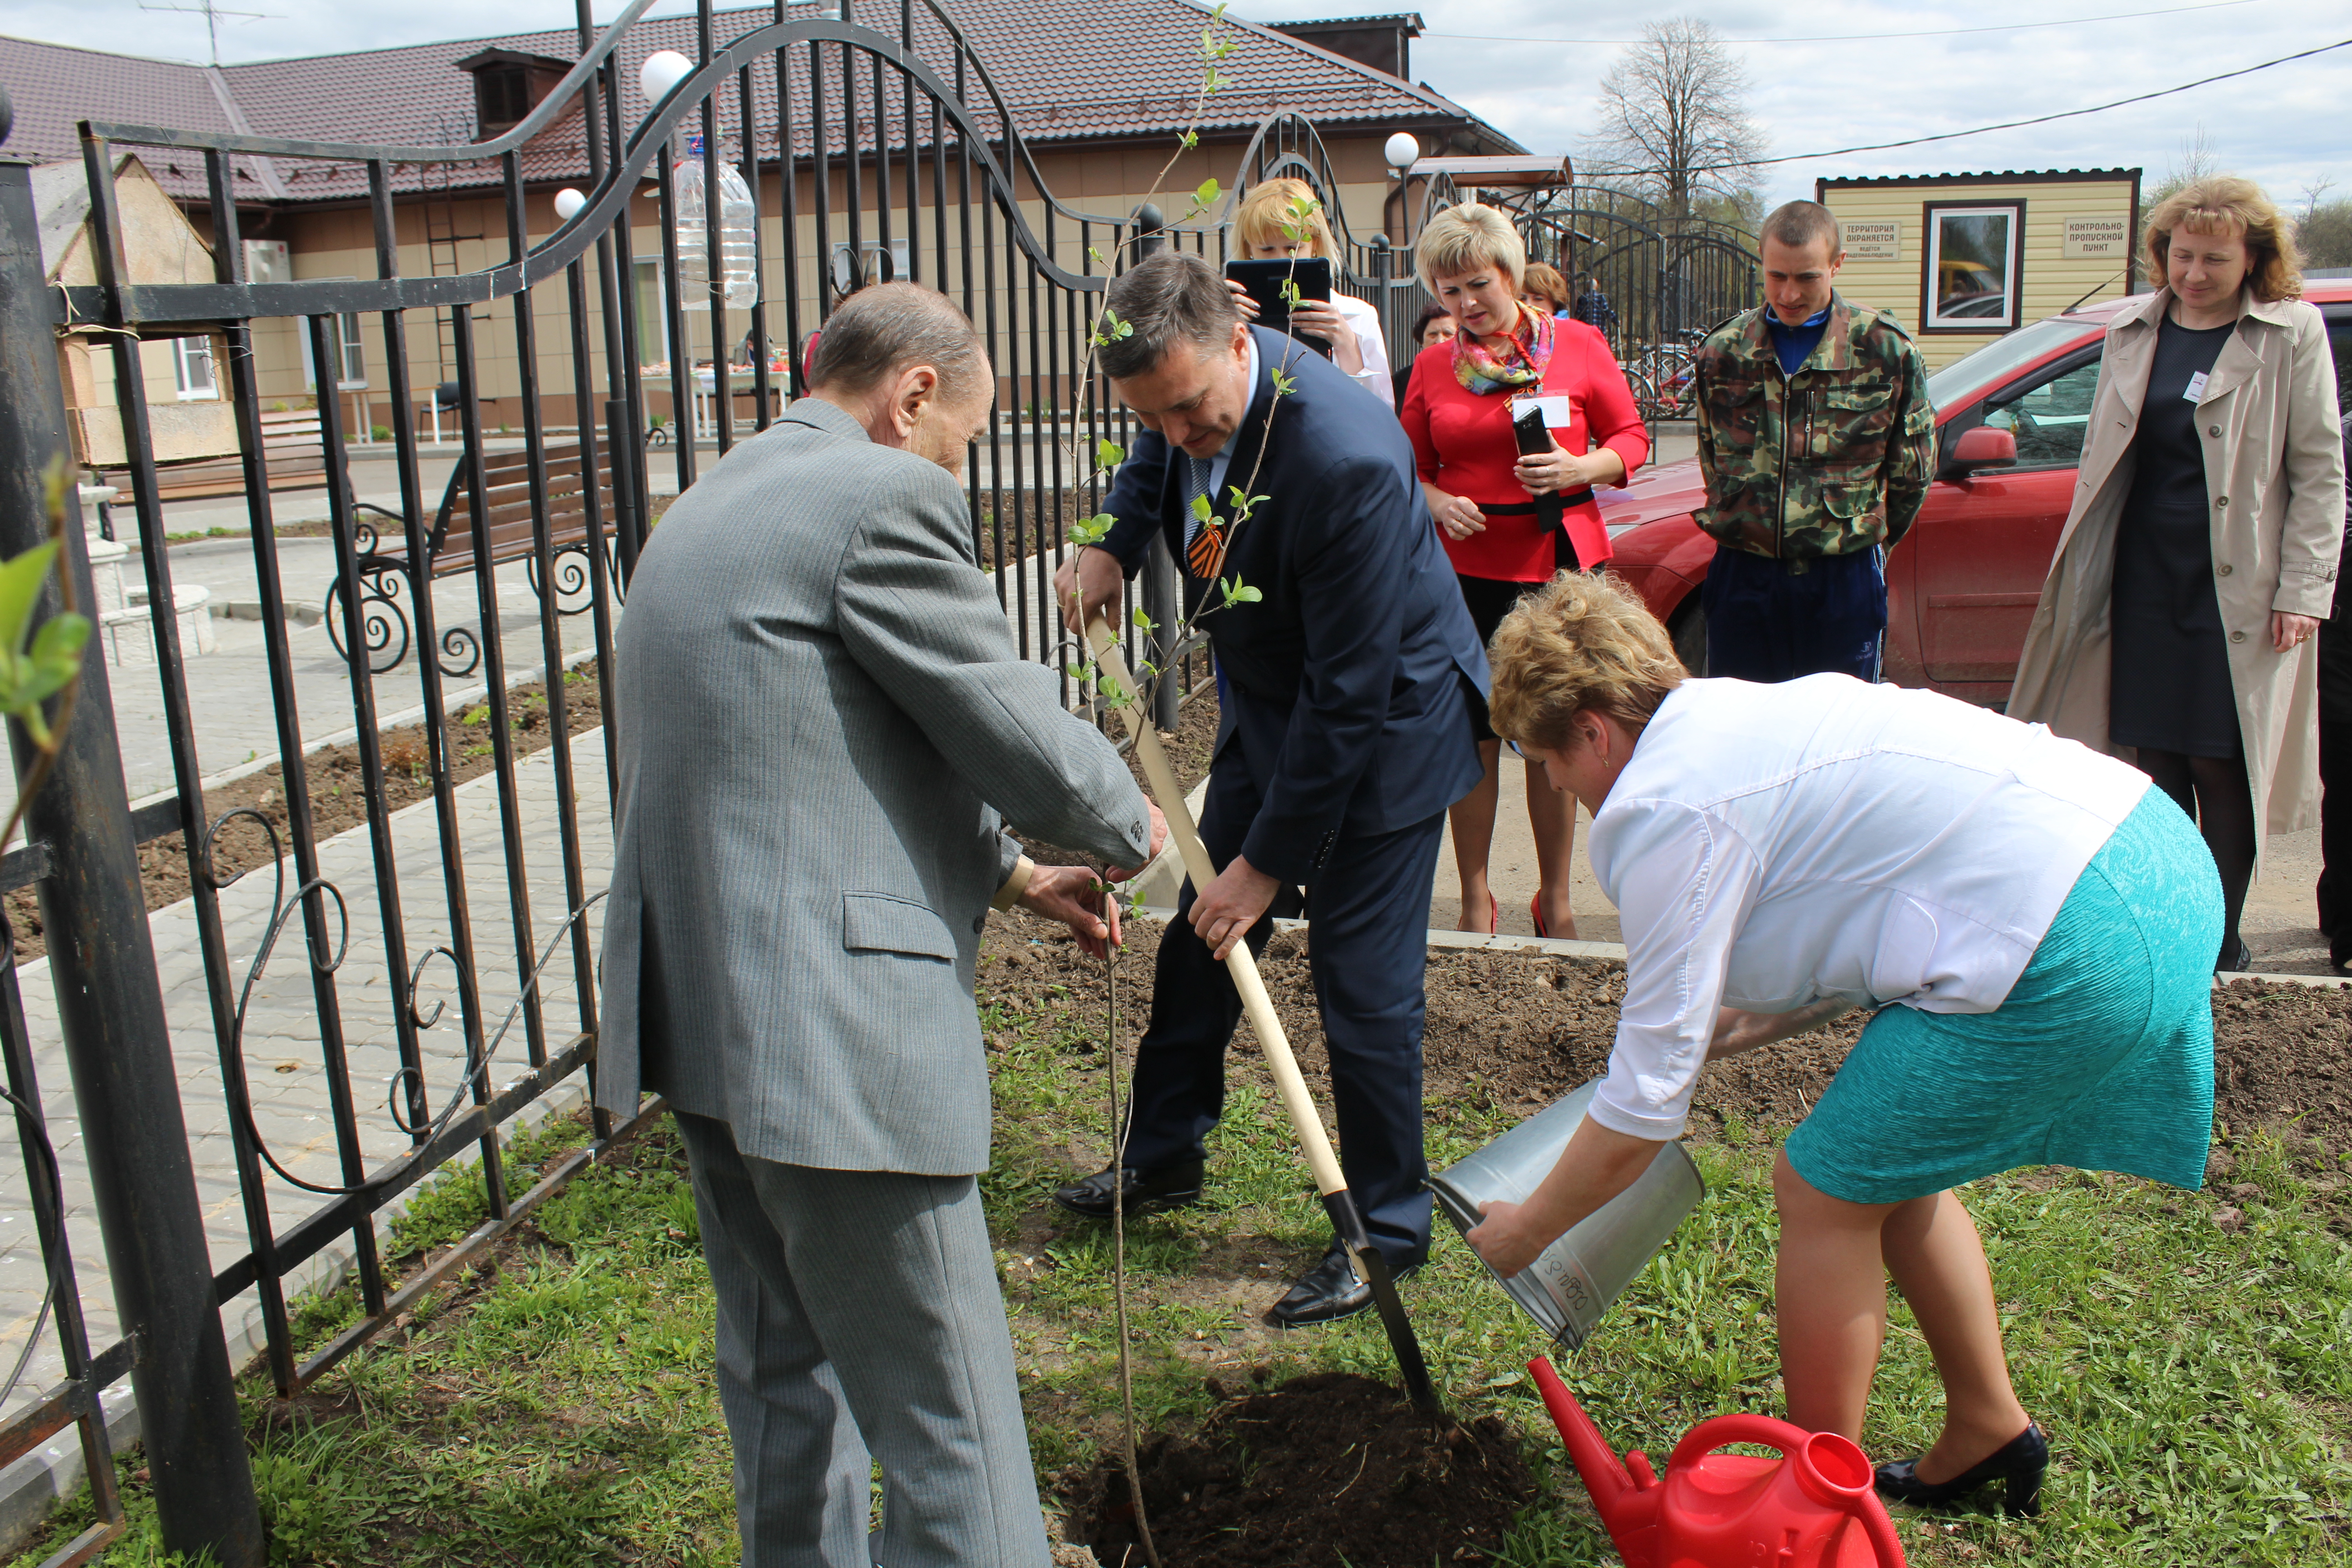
[{"xmin": 674, "ymin": 136, "xmax": 759, "ymax": 311}]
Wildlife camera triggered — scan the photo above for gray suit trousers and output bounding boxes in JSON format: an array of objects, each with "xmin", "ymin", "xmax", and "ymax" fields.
[{"xmin": 674, "ymin": 1112, "xmax": 1048, "ymax": 1568}]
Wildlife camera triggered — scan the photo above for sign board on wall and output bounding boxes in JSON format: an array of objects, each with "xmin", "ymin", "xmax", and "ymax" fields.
[
  {"xmin": 1844, "ymin": 220, "xmax": 1901, "ymax": 260},
  {"xmin": 2063, "ymin": 217, "xmax": 2130, "ymax": 259}
]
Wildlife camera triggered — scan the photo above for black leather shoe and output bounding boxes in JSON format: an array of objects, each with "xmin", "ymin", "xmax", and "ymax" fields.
[
  {"xmin": 1876, "ymin": 1422, "xmax": 2048, "ymax": 1518},
  {"xmin": 1268, "ymin": 1251, "xmax": 1371, "ymax": 1326},
  {"xmin": 1049, "ymin": 1160, "xmax": 1204, "ymax": 1220}
]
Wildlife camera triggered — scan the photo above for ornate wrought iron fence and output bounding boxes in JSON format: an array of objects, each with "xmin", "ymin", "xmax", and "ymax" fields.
[{"xmin": 2, "ymin": 0, "xmax": 1276, "ymax": 1556}]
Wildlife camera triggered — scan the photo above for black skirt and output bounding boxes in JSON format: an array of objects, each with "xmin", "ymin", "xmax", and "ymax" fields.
[{"xmin": 2108, "ymin": 495, "xmax": 2239, "ymax": 757}]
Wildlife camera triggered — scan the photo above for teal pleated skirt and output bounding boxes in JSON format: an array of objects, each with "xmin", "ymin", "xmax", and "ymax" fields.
[{"xmin": 1784, "ymin": 787, "xmax": 2220, "ymax": 1204}]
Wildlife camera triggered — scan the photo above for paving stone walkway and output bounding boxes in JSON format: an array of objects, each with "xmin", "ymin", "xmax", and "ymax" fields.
[{"xmin": 0, "ymin": 725, "xmax": 616, "ymax": 1455}]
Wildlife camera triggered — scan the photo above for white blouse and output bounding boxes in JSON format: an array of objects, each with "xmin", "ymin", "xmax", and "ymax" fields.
[
  {"xmin": 1584, "ymin": 675, "xmax": 2151, "ymax": 1142},
  {"xmin": 1331, "ymin": 292, "xmax": 1393, "ymax": 408}
]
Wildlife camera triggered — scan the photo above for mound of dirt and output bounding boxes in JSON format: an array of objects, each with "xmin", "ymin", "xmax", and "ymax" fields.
[
  {"xmin": 1075, "ymin": 1372, "xmax": 1533, "ymax": 1567},
  {"xmin": 2211, "ymin": 977, "xmax": 2352, "ymax": 1152}
]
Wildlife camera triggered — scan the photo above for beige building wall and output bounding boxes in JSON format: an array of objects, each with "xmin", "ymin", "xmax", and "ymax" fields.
[
  {"xmin": 1819, "ymin": 172, "xmax": 2141, "ymax": 370},
  {"xmin": 243, "ymin": 131, "xmax": 1404, "ymax": 438}
]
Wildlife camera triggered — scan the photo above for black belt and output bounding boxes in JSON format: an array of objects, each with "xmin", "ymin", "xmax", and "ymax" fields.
[{"xmin": 1477, "ymin": 490, "xmax": 1595, "ymax": 544}]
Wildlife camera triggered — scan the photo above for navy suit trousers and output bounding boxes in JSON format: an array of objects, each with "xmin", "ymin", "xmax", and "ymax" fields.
[
  {"xmin": 1119, "ymin": 763, "xmax": 1448, "ymax": 1270},
  {"xmin": 1701, "ymin": 542, "xmax": 1886, "ymax": 682}
]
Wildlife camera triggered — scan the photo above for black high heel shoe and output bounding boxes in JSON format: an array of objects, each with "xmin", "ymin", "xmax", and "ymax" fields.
[{"xmin": 1875, "ymin": 1422, "xmax": 2048, "ymax": 1517}]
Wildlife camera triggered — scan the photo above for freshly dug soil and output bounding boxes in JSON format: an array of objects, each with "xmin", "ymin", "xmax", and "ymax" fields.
[
  {"xmin": 5, "ymin": 661, "xmax": 608, "ymax": 964},
  {"xmin": 2211, "ymin": 977, "xmax": 2352, "ymax": 1152},
  {"xmin": 981, "ymin": 926, "xmax": 2352, "ymax": 1159},
  {"xmin": 1075, "ymin": 1372, "xmax": 1534, "ymax": 1568}
]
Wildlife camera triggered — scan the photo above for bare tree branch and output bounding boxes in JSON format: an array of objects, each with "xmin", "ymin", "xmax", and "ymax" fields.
[{"xmin": 1581, "ymin": 17, "xmax": 1765, "ymax": 219}]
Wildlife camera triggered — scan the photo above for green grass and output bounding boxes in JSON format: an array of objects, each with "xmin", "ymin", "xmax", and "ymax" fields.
[{"xmin": 13, "ymin": 957, "xmax": 2352, "ymax": 1564}]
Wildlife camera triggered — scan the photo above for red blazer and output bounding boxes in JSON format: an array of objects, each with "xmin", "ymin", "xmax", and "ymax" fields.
[{"xmin": 1400, "ymin": 318, "xmax": 1649, "ymax": 581}]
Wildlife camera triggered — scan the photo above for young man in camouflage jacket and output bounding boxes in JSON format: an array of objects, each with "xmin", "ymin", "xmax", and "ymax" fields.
[{"xmin": 1692, "ymin": 201, "xmax": 1936, "ymax": 681}]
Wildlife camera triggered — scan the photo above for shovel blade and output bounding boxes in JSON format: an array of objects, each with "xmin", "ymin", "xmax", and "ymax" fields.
[{"xmin": 1320, "ymin": 1189, "xmax": 1441, "ymax": 1414}]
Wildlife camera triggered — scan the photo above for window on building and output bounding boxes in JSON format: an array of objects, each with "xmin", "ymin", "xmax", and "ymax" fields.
[
  {"xmin": 169, "ymin": 336, "xmax": 217, "ymax": 401},
  {"xmin": 475, "ymin": 66, "xmax": 531, "ymax": 136},
  {"xmin": 301, "ymin": 310, "xmax": 368, "ymax": 390},
  {"xmin": 1922, "ymin": 202, "xmax": 2024, "ymax": 333}
]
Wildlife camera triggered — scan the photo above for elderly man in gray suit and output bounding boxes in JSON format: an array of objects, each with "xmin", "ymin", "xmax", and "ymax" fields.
[{"xmin": 596, "ymin": 283, "xmax": 1163, "ymax": 1567}]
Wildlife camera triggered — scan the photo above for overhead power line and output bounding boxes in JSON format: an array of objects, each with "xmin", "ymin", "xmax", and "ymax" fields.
[
  {"xmin": 1426, "ymin": 0, "xmax": 2266, "ymax": 49},
  {"xmin": 1574, "ymin": 33, "xmax": 2352, "ymax": 179}
]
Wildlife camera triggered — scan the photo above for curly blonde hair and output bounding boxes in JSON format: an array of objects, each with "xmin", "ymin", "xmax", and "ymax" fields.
[
  {"xmin": 1488, "ymin": 572, "xmax": 1686, "ymax": 750},
  {"xmin": 1236, "ymin": 177, "xmax": 1337, "ymax": 260},
  {"xmin": 2145, "ymin": 176, "xmax": 2304, "ymax": 304},
  {"xmin": 1414, "ymin": 202, "xmax": 1525, "ymax": 294}
]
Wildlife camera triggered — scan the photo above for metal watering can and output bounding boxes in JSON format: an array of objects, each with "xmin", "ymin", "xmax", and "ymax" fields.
[
  {"xmin": 1529, "ymin": 1357, "xmax": 1907, "ymax": 1568},
  {"xmin": 1429, "ymin": 1080, "xmax": 1705, "ymax": 1348}
]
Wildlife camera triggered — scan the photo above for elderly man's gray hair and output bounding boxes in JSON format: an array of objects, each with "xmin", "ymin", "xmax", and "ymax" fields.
[
  {"xmin": 1097, "ymin": 252, "xmax": 1242, "ymax": 381},
  {"xmin": 809, "ymin": 282, "xmax": 989, "ymax": 399}
]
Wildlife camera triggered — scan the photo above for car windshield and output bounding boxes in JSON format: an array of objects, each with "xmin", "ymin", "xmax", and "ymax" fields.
[{"xmin": 1925, "ymin": 316, "xmax": 2100, "ymax": 411}]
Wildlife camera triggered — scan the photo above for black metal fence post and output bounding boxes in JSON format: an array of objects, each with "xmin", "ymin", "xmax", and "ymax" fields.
[{"xmin": 0, "ymin": 156, "xmax": 265, "ymax": 1565}]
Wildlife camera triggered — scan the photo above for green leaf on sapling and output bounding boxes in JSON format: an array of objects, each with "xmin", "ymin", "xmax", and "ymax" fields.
[
  {"xmin": 1180, "ymin": 130, "xmax": 1199, "ymax": 149},
  {"xmin": 1270, "ymin": 367, "xmax": 1297, "ymax": 397},
  {"xmin": 25, "ymin": 614, "xmax": 89, "ymax": 704},
  {"xmin": 1220, "ymin": 575, "xmax": 1262, "ymax": 607},
  {"xmin": 1097, "ymin": 437, "xmax": 1126, "ymax": 470},
  {"xmin": 1194, "ymin": 178, "xmax": 1220, "ymax": 208},
  {"xmin": 0, "ymin": 543, "xmax": 59, "ymax": 666},
  {"xmin": 1190, "ymin": 493, "xmax": 1214, "ymax": 522},
  {"xmin": 1070, "ymin": 513, "xmax": 1116, "ymax": 546},
  {"xmin": 1130, "ymin": 606, "xmax": 1156, "ymax": 632}
]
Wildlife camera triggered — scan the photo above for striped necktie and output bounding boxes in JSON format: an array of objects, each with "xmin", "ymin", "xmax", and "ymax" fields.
[{"xmin": 1181, "ymin": 454, "xmax": 1227, "ymax": 580}]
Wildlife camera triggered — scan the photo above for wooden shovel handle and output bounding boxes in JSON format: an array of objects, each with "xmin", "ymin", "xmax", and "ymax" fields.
[{"xmin": 1087, "ymin": 619, "xmax": 1348, "ymax": 1199}]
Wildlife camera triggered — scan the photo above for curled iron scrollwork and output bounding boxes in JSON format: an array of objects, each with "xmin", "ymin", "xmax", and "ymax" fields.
[{"xmin": 202, "ymin": 801, "xmax": 606, "ymax": 1198}]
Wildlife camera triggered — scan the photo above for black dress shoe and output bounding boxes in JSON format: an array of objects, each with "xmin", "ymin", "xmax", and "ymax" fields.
[
  {"xmin": 2218, "ymin": 937, "xmax": 2252, "ymax": 973},
  {"xmin": 1268, "ymin": 1250, "xmax": 1371, "ymax": 1326},
  {"xmin": 1876, "ymin": 1422, "xmax": 2048, "ymax": 1518},
  {"xmin": 1049, "ymin": 1160, "xmax": 1204, "ymax": 1220}
]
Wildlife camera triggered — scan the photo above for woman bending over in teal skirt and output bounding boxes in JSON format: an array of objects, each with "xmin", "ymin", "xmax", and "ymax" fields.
[{"xmin": 1466, "ymin": 573, "xmax": 2220, "ymax": 1518}]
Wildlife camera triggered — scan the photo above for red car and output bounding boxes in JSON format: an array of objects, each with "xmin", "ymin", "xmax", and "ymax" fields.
[{"xmin": 1603, "ymin": 281, "xmax": 2352, "ymax": 706}]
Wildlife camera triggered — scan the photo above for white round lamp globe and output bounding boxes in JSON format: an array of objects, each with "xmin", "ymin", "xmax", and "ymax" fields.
[
  {"xmin": 638, "ymin": 50, "xmax": 693, "ymax": 109},
  {"xmin": 1383, "ymin": 132, "xmax": 1420, "ymax": 172},
  {"xmin": 553, "ymin": 188, "xmax": 588, "ymax": 222}
]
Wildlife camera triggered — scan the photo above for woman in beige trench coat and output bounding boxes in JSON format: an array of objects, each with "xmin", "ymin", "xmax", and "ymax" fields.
[{"xmin": 2012, "ymin": 177, "xmax": 2345, "ymax": 969}]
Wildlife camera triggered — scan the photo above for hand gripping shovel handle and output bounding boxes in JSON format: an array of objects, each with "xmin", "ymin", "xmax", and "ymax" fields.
[{"xmin": 1086, "ymin": 619, "xmax": 1439, "ymax": 1414}]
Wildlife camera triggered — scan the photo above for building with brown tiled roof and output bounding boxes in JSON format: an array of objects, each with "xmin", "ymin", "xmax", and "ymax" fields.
[{"xmin": 5, "ymin": 0, "xmax": 1519, "ymax": 427}]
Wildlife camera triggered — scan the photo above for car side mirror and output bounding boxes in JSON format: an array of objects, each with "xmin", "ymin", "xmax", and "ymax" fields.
[{"xmin": 1945, "ymin": 424, "xmax": 2017, "ymax": 478}]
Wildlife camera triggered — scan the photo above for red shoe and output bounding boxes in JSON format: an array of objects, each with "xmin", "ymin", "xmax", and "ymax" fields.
[
  {"xmin": 1530, "ymin": 893, "xmax": 1548, "ymax": 939},
  {"xmin": 1488, "ymin": 893, "xmax": 1499, "ymax": 934}
]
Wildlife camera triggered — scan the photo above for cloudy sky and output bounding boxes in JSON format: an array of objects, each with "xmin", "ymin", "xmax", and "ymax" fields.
[{"xmin": 10, "ymin": 0, "xmax": 2350, "ymax": 211}]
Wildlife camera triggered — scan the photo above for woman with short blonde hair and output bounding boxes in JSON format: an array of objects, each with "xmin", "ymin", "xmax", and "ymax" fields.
[
  {"xmin": 1400, "ymin": 202, "xmax": 1649, "ymax": 941},
  {"xmin": 2012, "ymin": 174, "xmax": 2345, "ymax": 971},
  {"xmin": 1230, "ymin": 176, "xmax": 1392, "ymax": 406},
  {"xmin": 1472, "ymin": 573, "xmax": 2222, "ymax": 1522}
]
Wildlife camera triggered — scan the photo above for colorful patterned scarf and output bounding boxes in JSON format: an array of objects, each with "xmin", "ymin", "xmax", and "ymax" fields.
[{"xmin": 1452, "ymin": 302, "xmax": 1553, "ymax": 395}]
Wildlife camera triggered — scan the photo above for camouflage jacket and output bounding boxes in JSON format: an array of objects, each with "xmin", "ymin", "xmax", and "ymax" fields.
[{"xmin": 1692, "ymin": 293, "xmax": 1936, "ymax": 560}]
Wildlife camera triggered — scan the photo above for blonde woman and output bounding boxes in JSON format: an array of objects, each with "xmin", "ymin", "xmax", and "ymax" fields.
[
  {"xmin": 1230, "ymin": 176, "xmax": 1393, "ymax": 407},
  {"xmin": 2012, "ymin": 177, "xmax": 2346, "ymax": 970},
  {"xmin": 1398, "ymin": 201, "xmax": 1648, "ymax": 937},
  {"xmin": 1469, "ymin": 573, "xmax": 2220, "ymax": 1519}
]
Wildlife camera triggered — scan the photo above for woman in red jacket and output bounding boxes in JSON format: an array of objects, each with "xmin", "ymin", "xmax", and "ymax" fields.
[{"xmin": 1400, "ymin": 202, "xmax": 1649, "ymax": 939}]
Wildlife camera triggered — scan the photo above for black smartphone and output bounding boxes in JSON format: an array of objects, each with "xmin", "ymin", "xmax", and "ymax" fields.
[
  {"xmin": 1224, "ymin": 258, "xmax": 1335, "ymax": 358},
  {"xmin": 1511, "ymin": 399, "xmax": 1554, "ymax": 456}
]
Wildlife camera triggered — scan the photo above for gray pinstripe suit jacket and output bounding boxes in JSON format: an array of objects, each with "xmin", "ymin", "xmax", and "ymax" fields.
[{"xmin": 594, "ymin": 397, "xmax": 1152, "ymax": 1175}]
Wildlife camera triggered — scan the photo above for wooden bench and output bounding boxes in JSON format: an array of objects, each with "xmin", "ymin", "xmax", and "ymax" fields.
[
  {"xmin": 328, "ymin": 441, "xmax": 621, "ymax": 676},
  {"xmin": 97, "ymin": 408, "xmax": 328, "ymax": 501}
]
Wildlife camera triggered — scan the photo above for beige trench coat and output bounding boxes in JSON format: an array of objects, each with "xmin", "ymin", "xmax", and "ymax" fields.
[{"xmin": 2010, "ymin": 287, "xmax": 2346, "ymax": 867}]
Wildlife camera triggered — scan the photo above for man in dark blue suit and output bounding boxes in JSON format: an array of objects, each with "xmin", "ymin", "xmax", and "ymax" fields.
[{"xmin": 1050, "ymin": 252, "xmax": 1488, "ymax": 1324}]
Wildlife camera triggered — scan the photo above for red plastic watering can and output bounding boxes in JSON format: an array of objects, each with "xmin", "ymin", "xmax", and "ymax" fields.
[{"xmin": 1528, "ymin": 1357, "xmax": 1906, "ymax": 1568}]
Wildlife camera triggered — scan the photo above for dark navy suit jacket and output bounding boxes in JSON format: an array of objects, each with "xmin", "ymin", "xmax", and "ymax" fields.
[{"xmin": 1101, "ymin": 326, "xmax": 1489, "ymax": 883}]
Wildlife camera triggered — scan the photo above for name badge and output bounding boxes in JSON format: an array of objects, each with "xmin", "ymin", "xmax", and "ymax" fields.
[
  {"xmin": 1509, "ymin": 393, "xmax": 1577, "ymax": 429},
  {"xmin": 2184, "ymin": 370, "xmax": 2209, "ymax": 403}
]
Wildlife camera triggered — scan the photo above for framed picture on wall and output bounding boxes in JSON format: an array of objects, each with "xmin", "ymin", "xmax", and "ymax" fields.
[{"xmin": 1921, "ymin": 202, "xmax": 2024, "ymax": 332}]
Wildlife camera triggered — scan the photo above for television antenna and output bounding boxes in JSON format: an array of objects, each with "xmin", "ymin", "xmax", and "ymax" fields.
[{"xmin": 139, "ymin": 0, "xmax": 281, "ymax": 66}]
